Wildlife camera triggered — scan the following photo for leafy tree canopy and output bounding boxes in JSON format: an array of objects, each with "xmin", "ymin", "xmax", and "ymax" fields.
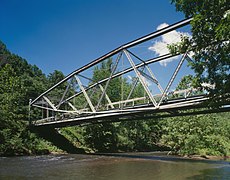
[{"xmin": 170, "ymin": 0, "xmax": 230, "ymax": 104}]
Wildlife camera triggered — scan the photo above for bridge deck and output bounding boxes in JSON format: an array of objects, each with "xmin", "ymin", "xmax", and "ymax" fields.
[
  {"xmin": 29, "ymin": 18, "xmax": 230, "ymax": 128},
  {"xmin": 32, "ymin": 95, "xmax": 227, "ymax": 128}
]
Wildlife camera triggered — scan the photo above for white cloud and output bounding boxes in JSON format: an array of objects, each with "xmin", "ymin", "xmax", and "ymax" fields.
[{"xmin": 148, "ymin": 23, "xmax": 191, "ymax": 66}]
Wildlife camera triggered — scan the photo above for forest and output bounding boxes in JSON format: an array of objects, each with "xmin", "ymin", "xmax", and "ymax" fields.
[
  {"xmin": 0, "ymin": 40, "xmax": 230, "ymax": 157},
  {"xmin": 1, "ymin": 0, "xmax": 229, "ymax": 157}
]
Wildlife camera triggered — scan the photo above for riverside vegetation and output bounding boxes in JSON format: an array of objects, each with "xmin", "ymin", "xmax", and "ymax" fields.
[
  {"xmin": 0, "ymin": 41, "xmax": 230, "ymax": 157},
  {"xmin": 0, "ymin": 0, "xmax": 229, "ymax": 157}
]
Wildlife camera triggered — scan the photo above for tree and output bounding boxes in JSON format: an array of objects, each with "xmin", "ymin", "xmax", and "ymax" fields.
[
  {"xmin": 83, "ymin": 59, "xmax": 120, "ymax": 152},
  {"xmin": 160, "ymin": 72, "xmax": 230, "ymax": 156},
  {"xmin": 170, "ymin": 0, "xmax": 230, "ymax": 104},
  {"xmin": 161, "ymin": 113, "xmax": 230, "ymax": 156},
  {"xmin": 0, "ymin": 41, "xmax": 57, "ymax": 155}
]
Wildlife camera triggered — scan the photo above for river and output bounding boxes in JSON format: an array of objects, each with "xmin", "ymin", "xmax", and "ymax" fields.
[{"xmin": 0, "ymin": 152, "xmax": 229, "ymax": 179}]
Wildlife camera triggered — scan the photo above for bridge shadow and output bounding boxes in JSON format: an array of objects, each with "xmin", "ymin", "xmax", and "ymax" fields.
[{"xmin": 31, "ymin": 127, "xmax": 85, "ymax": 154}]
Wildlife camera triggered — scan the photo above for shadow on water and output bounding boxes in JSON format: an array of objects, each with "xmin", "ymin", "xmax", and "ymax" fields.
[
  {"xmin": 94, "ymin": 152, "xmax": 230, "ymax": 165},
  {"xmin": 187, "ymin": 166, "xmax": 230, "ymax": 180},
  {"xmin": 93, "ymin": 152, "xmax": 230, "ymax": 179}
]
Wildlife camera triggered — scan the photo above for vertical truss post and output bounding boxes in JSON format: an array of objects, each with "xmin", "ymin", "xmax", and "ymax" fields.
[
  {"xmin": 124, "ymin": 50, "xmax": 157, "ymax": 107},
  {"xmin": 121, "ymin": 53, "xmax": 124, "ymax": 109},
  {"xmin": 157, "ymin": 52, "xmax": 188, "ymax": 107},
  {"xmin": 96, "ymin": 52, "xmax": 122, "ymax": 109},
  {"xmin": 28, "ymin": 99, "xmax": 32, "ymax": 125},
  {"xmin": 46, "ymin": 102, "xmax": 49, "ymax": 118},
  {"xmin": 75, "ymin": 75, "xmax": 96, "ymax": 112},
  {"xmin": 42, "ymin": 100, "xmax": 44, "ymax": 119}
]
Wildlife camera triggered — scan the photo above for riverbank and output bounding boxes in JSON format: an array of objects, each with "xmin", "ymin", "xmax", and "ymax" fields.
[
  {"xmin": 93, "ymin": 151, "xmax": 230, "ymax": 164},
  {"xmin": 2, "ymin": 149, "xmax": 230, "ymax": 163},
  {"xmin": 185, "ymin": 155, "xmax": 230, "ymax": 161}
]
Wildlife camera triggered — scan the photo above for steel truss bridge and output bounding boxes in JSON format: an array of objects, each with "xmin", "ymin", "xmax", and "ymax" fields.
[{"xmin": 29, "ymin": 18, "xmax": 230, "ymax": 128}]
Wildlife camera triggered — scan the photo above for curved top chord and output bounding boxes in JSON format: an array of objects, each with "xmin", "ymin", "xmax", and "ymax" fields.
[{"xmin": 31, "ymin": 18, "xmax": 192, "ymax": 105}]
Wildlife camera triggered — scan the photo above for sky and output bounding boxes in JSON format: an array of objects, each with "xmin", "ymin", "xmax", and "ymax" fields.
[{"xmin": 0, "ymin": 0, "xmax": 189, "ymax": 76}]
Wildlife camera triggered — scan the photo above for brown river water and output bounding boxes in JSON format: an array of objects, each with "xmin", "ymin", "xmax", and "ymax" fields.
[{"xmin": 0, "ymin": 152, "xmax": 229, "ymax": 179}]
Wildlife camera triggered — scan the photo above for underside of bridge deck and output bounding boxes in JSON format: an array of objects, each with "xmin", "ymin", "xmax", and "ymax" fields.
[{"xmin": 29, "ymin": 18, "xmax": 230, "ymax": 128}]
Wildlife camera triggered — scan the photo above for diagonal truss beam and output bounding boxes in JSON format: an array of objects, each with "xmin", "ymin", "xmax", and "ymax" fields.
[
  {"xmin": 31, "ymin": 18, "xmax": 192, "ymax": 105},
  {"xmin": 124, "ymin": 50, "xmax": 158, "ymax": 107},
  {"xmin": 61, "ymin": 53, "xmax": 178, "ymax": 106},
  {"xmin": 56, "ymin": 83, "xmax": 70, "ymax": 109},
  {"xmin": 126, "ymin": 49, "xmax": 164, "ymax": 93},
  {"xmin": 96, "ymin": 52, "xmax": 122, "ymax": 109},
  {"xmin": 145, "ymin": 66, "xmax": 164, "ymax": 93},
  {"xmin": 157, "ymin": 52, "xmax": 188, "ymax": 107},
  {"xmin": 124, "ymin": 67, "xmax": 145, "ymax": 106},
  {"xmin": 43, "ymin": 96, "xmax": 57, "ymax": 111},
  {"xmin": 75, "ymin": 75, "xmax": 96, "ymax": 112},
  {"xmin": 77, "ymin": 74, "xmax": 114, "ymax": 109}
]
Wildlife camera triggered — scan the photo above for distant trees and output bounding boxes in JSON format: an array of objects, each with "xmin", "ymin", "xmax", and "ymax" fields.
[
  {"xmin": 82, "ymin": 59, "xmax": 164, "ymax": 152},
  {"xmin": 1, "ymin": 39, "xmax": 229, "ymax": 157},
  {"xmin": 83, "ymin": 59, "xmax": 121, "ymax": 152}
]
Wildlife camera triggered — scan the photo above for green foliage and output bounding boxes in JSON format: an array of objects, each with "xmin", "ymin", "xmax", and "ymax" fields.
[
  {"xmin": 1, "ymin": 39, "xmax": 229, "ymax": 157},
  {"xmin": 46, "ymin": 70, "xmax": 69, "ymax": 107},
  {"xmin": 82, "ymin": 59, "xmax": 163, "ymax": 152},
  {"xmin": 118, "ymin": 119, "xmax": 164, "ymax": 151},
  {"xmin": 83, "ymin": 59, "xmax": 120, "ymax": 152},
  {"xmin": 170, "ymin": 0, "xmax": 230, "ymax": 104},
  {"xmin": 0, "ymin": 42, "xmax": 57, "ymax": 156},
  {"xmin": 161, "ymin": 112, "xmax": 230, "ymax": 156},
  {"xmin": 84, "ymin": 123, "xmax": 119, "ymax": 152},
  {"xmin": 60, "ymin": 127, "xmax": 87, "ymax": 151}
]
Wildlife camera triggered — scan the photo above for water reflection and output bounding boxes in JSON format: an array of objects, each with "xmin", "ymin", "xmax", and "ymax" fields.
[
  {"xmin": 0, "ymin": 154, "xmax": 229, "ymax": 180},
  {"xmin": 187, "ymin": 165, "xmax": 230, "ymax": 180}
]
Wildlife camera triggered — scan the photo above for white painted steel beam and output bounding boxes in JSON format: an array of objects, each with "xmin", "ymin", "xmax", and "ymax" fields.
[
  {"xmin": 75, "ymin": 75, "xmax": 96, "ymax": 112},
  {"xmin": 124, "ymin": 50, "xmax": 158, "ymax": 107},
  {"xmin": 43, "ymin": 96, "xmax": 57, "ymax": 111},
  {"xmin": 31, "ymin": 18, "xmax": 192, "ymax": 105}
]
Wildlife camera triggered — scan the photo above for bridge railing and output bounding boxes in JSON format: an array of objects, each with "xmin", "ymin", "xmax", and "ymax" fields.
[{"xmin": 30, "ymin": 17, "xmax": 222, "ymax": 126}]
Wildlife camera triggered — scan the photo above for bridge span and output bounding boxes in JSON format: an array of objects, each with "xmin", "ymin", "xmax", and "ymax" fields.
[{"xmin": 29, "ymin": 18, "xmax": 230, "ymax": 128}]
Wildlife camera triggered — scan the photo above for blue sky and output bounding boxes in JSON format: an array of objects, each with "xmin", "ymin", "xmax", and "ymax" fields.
[{"xmin": 0, "ymin": 0, "xmax": 187, "ymax": 76}]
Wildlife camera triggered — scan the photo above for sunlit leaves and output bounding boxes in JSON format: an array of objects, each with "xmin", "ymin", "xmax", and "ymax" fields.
[{"xmin": 171, "ymin": 0, "xmax": 230, "ymax": 104}]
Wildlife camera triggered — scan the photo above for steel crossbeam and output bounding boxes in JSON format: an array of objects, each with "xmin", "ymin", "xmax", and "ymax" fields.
[
  {"xmin": 43, "ymin": 96, "xmax": 57, "ymax": 111},
  {"xmin": 96, "ymin": 52, "xmax": 122, "ymax": 110},
  {"xmin": 75, "ymin": 75, "xmax": 96, "ymax": 112},
  {"xmin": 124, "ymin": 50, "xmax": 158, "ymax": 107},
  {"xmin": 28, "ymin": 17, "xmax": 229, "ymax": 127},
  {"xmin": 30, "ymin": 18, "xmax": 192, "ymax": 105},
  {"xmin": 157, "ymin": 52, "xmax": 188, "ymax": 107},
  {"xmin": 60, "ymin": 53, "xmax": 177, "ymax": 106}
]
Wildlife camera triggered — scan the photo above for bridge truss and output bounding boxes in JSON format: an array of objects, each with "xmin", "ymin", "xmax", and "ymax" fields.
[{"xmin": 29, "ymin": 18, "xmax": 230, "ymax": 128}]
